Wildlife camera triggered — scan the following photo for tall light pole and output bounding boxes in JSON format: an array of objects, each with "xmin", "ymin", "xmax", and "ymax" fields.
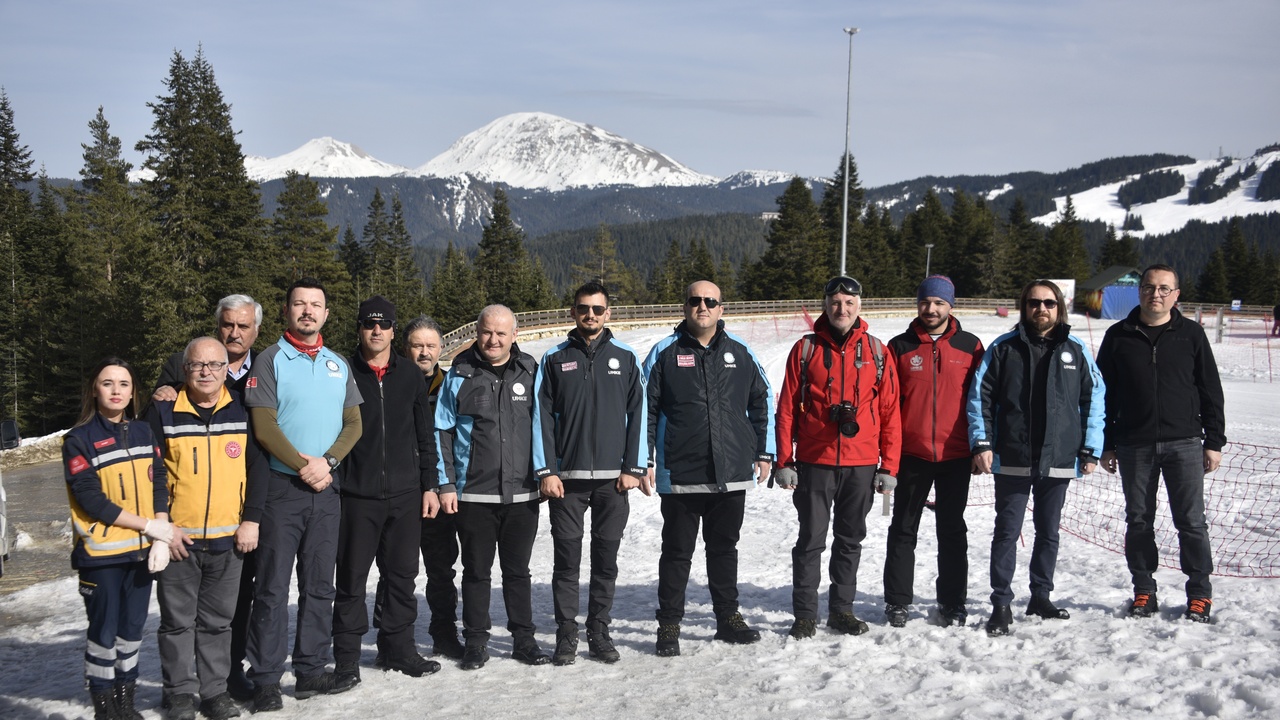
[
  {"xmin": 840, "ymin": 26, "xmax": 859, "ymax": 277},
  {"xmin": 925, "ymin": 243, "xmax": 935, "ymax": 278}
]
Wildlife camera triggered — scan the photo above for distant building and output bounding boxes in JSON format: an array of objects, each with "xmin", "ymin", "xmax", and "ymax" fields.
[
  {"xmin": 1080, "ymin": 265, "xmax": 1141, "ymax": 319},
  {"xmin": 761, "ymin": 211, "xmax": 780, "ymax": 221}
]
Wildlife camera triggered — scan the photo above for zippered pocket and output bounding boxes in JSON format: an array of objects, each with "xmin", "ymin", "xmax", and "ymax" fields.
[
  {"xmin": 118, "ymin": 473, "xmax": 127, "ymax": 501},
  {"xmin": 193, "ymin": 447, "xmax": 199, "ymax": 475}
]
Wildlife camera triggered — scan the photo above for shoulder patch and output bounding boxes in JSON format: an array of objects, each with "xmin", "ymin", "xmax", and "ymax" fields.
[
  {"xmin": 245, "ymin": 377, "xmax": 258, "ymax": 389},
  {"xmin": 68, "ymin": 455, "xmax": 90, "ymax": 475}
]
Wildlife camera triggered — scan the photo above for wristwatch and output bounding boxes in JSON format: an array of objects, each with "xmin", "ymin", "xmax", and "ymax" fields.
[{"xmin": 323, "ymin": 453, "xmax": 340, "ymax": 471}]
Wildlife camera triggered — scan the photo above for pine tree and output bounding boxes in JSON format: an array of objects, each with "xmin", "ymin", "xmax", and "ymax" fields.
[
  {"xmin": 18, "ymin": 175, "xmax": 75, "ymax": 433},
  {"xmin": 385, "ymin": 194, "xmax": 429, "ymax": 318},
  {"xmin": 571, "ymin": 224, "xmax": 645, "ymax": 303},
  {"xmin": 818, "ymin": 153, "xmax": 864, "ymax": 277},
  {"xmin": 741, "ymin": 177, "xmax": 826, "ymax": 299},
  {"xmin": 1097, "ymin": 224, "xmax": 1141, "ymax": 269},
  {"xmin": 1221, "ymin": 217, "xmax": 1257, "ymax": 302},
  {"xmin": 267, "ymin": 171, "xmax": 355, "ymax": 350},
  {"xmin": 474, "ymin": 187, "xmax": 552, "ymax": 311},
  {"xmin": 648, "ymin": 239, "xmax": 686, "ymax": 304},
  {"xmin": 0, "ymin": 88, "xmax": 34, "ymax": 424},
  {"xmin": 338, "ymin": 225, "xmax": 368, "ymax": 299},
  {"xmin": 1006, "ymin": 197, "xmax": 1045, "ymax": 291},
  {"xmin": 1042, "ymin": 196, "xmax": 1092, "ymax": 284},
  {"xmin": 429, "ymin": 241, "xmax": 485, "ymax": 332},
  {"xmin": 134, "ymin": 48, "xmax": 266, "ymax": 361},
  {"xmin": 1196, "ymin": 248, "xmax": 1229, "ymax": 303},
  {"xmin": 360, "ymin": 188, "xmax": 392, "ymax": 295},
  {"xmin": 899, "ymin": 190, "xmax": 950, "ymax": 288}
]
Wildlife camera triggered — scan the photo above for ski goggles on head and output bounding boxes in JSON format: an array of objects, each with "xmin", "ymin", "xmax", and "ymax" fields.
[{"xmin": 824, "ymin": 276, "xmax": 862, "ymax": 297}]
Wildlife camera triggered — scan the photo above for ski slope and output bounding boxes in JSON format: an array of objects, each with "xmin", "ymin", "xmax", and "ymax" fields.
[{"xmin": 2, "ymin": 312, "xmax": 1278, "ymax": 719}]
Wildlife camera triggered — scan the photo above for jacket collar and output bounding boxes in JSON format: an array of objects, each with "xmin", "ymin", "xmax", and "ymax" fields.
[
  {"xmin": 453, "ymin": 342, "xmax": 534, "ymax": 378},
  {"xmin": 814, "ymin": 313, "xmax": 867, "ymax": 348},
  {"xmin": 1017, "ymin": 320, "xmax": 1070, "ymax": 345},
  {"xmin": 568, "ymin": 327, "xmax": 613, "ymax": 354},
  {"xmin": 675, "ymin": 319, "xmax": 725, "ymax": 348},
  {"xmin": 1120, "ymin": 305, "xmax": 1185, "ymax": 333},
  {"xmin": 175, "ymin": 384, "xmax": 233, "ymax": 416},
  {"xmin": 909, "ymin": 315, "xmax": 960, "ymax": 343},
  {"xmin": 352, "ymin": 348, "xmax": 404, "ymax": 375}
]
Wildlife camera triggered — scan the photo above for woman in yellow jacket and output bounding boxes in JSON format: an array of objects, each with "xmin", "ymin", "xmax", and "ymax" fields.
[{"xmin": 63, "ymin": 357, "xmax": 173, "ymax": 719}]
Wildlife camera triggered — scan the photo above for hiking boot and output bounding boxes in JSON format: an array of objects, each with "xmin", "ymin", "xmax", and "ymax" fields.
[
  {"xmin": 938, "ymin": 604, "xmax": 967, "ymax": 628},
  {"xmin": 294, "ymin": 671, "xmax": 356, "ymax": 700},
  {"xmin": 714, "ymin": 612, "xmax": 762, "ymax": 644},
  {"xmin": 552, "ymin": 623, "xmax": 579, "ymax": 666},
  {"xmin": 1026, "ymin": 596, "xmax": 1070, "ymax": 620},
  {"xmin": 91, "ymin": 689, "xmax": 117, "ymax": 720},
  {"xmin": 377, "ymin": 653, "xmax": 440, "ymax": 677},
  {"xmin": 115, "ymin": 681, "xmax": 143, "ymax": 720},
  {"xmin": 460, "ymin": 644, "xmax": 489, "ymax": 671},
  {"xmin": 828, "ymin": 611, "xmax": 869, "ymax": 636},
  {"xmin": 985, "ymin": 605, "xmax": 1012, "ymax": 636},
  {"xmin": 252, "ymin": 683, "xmax": 283, "ymax": 713},
  {"xmin": 586, "ymin": 622, "xmax": 620, "ymax": 664},
  {"xmin": 333, "ymin": 661, "xmax": 361, "ymax": 686},
  {"xmin": 512, "ymin": 640, "xmax": 551, "ymax": 666},
  {"xmin": 227, "ymin": 665, "xmax": 255, "ymax": 703},
  {"xmin": 164, "ymin": 693, "xmax": 198, "ymax": 720},
  {"xmin": 198, "ymin": 693, "xmax": 241, "ymax": 720},
  {"xmin": 788, "ymin": 618, "xmax": 817, "ymax": 639},
  {"xmin": 885, "ymin": 604, "xmax": 909, "ymax": 628},
  {"xmin": 431, "ymin": 631, "xmax": 466, "ymax": 660},
  {"xmin": 655, "ymin": 623, "xmax": 681, "ymax": 657},
  {"xmin": 1185, "ymin": 598, "xmax": 1213, "ymax": 623},
  {"xmin": 1127, "ymin": 593, "xmax": 1159, "ymax": 619}
]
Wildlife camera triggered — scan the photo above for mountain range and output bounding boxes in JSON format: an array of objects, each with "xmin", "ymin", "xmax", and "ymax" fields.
[{"xmin": 146, "ymin": 111, "xmax": 1280, "ymax": 248}]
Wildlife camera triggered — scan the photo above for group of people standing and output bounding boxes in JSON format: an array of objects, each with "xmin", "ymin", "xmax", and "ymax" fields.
[{"xmin": 63, "ymin": 265, "xmax": 1225, "ymax": 720}]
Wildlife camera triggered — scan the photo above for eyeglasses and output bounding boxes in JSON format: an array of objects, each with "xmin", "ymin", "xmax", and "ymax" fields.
[
  {"xmin": 686, "ymin": 296, "xmax": 722, "ymax": 309},
  {"xmin": 824, "ymin": 276, "xmax": 862, "ymax": 297},
  {"xmin": 1025, "ymin": 298, "xmax": 1058, "ymax": 310},
  {"xmin": 184, "ymin": 361, "xmax": 228, "ymax": 373},
  {"xmin": 1140, "ymin": 284, "xmax": 1177, "ymax": 297},
  {"xmin": 575, "ymin": 304, "xmax": 607, "ymax": 316},
  {"xmin": 359, "ymin": 318, "xmax": 394, "ymax": 330}
]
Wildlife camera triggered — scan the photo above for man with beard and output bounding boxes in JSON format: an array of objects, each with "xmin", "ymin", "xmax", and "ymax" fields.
[
  {"xmin": 883, "ymin": 276, "xmax": 983, "ymax": 628},
  {"xmin": 968, "ymin": 280, "xmax": 1104, "ymax": 636},
  {"xmin": 534, "ymin": 282, "xmax": 647, "ymax": 665}
]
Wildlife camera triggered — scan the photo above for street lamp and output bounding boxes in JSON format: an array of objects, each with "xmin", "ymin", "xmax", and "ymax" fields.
[
  {"xmin": 840, "ymin": 26, "xmax": 859, "ymax": 277},
  {"xmin": 924, "ymin": 243, "xmax": 935, "ymax": 278}
]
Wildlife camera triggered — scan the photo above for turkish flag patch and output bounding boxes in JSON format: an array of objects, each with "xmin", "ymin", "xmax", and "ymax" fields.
[
  {"xmin": 69, "ymin": 455, "xmax": 90, "ymax": 475},
  {"xmin": 677, "ymin": 355, "xmax": 695, "ymax": 368},
  {"xmin": 93, "ymin": 437, "xmax": 116, "ymax": 449},
  {"xmin": 245, "ymin": 377, "xmax": 258, "ymax": 389}
]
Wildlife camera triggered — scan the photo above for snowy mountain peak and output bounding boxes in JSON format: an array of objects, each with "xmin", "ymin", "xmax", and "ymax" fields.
[
  {"xmin": 719, "ymin": 170, "xmax": 801, "ymax": 189},
  {"xmin": 411, "ymin": 112, "xmax": 719, "ymax": 191},
  {"xmin": 243, "ymin": 137, "xmax": 408, "ymax": 182}
]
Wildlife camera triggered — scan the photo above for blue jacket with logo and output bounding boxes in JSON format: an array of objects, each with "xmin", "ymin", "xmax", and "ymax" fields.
[
  {"xmin": 644, "ymin": 320, "xmax": 775, "ymax": 494},
  {"xmin": 533, "ymin": 328, "xmax": 648, "ymax": 482},
  {"xmin": 967, "ymin": 322, "xmax": 1105, "ymax": 478},
  {"xmin": 435, "ymin": 344, "xmax": 539, "ymax": 504}
]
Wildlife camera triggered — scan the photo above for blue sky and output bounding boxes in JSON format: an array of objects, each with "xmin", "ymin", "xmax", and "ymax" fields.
[{"xmin": 2, "ymin": 1, "xmax": 1277, "ymax": 186}]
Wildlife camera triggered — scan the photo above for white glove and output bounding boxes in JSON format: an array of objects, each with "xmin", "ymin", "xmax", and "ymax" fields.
[
  {"xmin": 148, "ymin": 540, "xmax": 171, "ymax": 573},
  {"xmin": 774, "ymin": 467, "xmax": 799, "ymax": 489},
  {"xmin": 875, "ymin": 471, "xmax": 897, "ymax": 493},
  {"xmin": 143, "ymin": 518, "xmax": 174, "ymax": 544}
]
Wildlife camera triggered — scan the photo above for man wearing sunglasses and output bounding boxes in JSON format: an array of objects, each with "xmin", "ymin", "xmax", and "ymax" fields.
[
  {"xmin": 968, "ymin": 280, "xmax": 1104, "ymax": 636},
  {"xmin": 775, "ymin": 275, "xmax": 901, "ymax": 639},
  {"xmin": 332, "ymin": 297, "xmax": 441, "ymax": 685},
  {"xmin": 643, "ymin": 280, "xmax": 775, "ymax": 656},
  {"xmin": 533, "ymin": 282, "xmax": 648, "ymax": 666},
  {"xmin": 1096, "ymin": 264, "xmax": 1224, "ymax": 623}
]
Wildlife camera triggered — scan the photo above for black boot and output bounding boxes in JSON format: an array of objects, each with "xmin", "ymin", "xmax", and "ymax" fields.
[
  {"xmin": 90, "ymin": 689, "xmax": 118, "ymax": 720},
  {"xmin": 113, "ymin": 681, "xmax": 143, "ymax": 720}
]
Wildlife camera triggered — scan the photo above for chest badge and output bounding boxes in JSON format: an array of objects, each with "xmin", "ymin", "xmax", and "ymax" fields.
[
  {"xmin": 512, "ymin": 382, "xmax": 527, "ymax": 396},
  {"xmin": 1060, "ymin": 351, "xmax": 1074, "ymax": 364},
  {"xmin": 225, "ymin": 441, "xmax": 243, "ymax": 459},
  {"xmin": 677, "ymin": 355, "xmax": 695, "ymax": 368},
  {"xmin": 723, "ymin": 352, "xmax": 736, "ymax": 364},
  {"xmin": 608, "ymin": 357, "xmax": 621, "ymax": 370},
  {"xmin": 560, "ymin": 361, "xmax": 578, "ymax": 372},
  {"xmin": 325, "ymin": 359, "xmax": 340, "ymax": 372}
]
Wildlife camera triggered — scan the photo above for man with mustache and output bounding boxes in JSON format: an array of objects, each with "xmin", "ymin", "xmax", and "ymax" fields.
[{"xmin": 968, "ymin": 280, "xmax": 1104, "ymax": 636}]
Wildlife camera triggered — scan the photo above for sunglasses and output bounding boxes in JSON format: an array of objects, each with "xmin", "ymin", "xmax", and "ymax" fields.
[
  {"xmin": 824, "ymin": 276, "xmax": 862, "ymax": 296},
  {"xmin": 359, "ymin": 318, "xmax": 394, "ymax": 330},
  {"xmin": 1025, "ymin": 298, "xmax": 1059, "ymax": 310},
  {"xmin": 575, "ymin": 304, "xmax": 607, "ymax": 316},
  {"xmin": 686, "ymin": 296, "xmax": 722, "ymax": 309}
]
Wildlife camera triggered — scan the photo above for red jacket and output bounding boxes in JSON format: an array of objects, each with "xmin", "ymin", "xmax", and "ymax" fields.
[
  {"xmin": 776, "ymin": 315, "xmax": 901, "ymax": 474},
  {"xmin": 887, "ymin": 316, "xmax": 984, "ymax": 463}
]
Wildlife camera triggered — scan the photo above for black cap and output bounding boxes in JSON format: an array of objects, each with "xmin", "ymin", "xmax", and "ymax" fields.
[{"xmin": 357, "ymin": 295, "xmax": 396, "ymax": 325}]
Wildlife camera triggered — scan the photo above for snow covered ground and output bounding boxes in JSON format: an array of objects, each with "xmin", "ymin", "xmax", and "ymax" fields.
[{"xmin": 3, "ymin": 311, "xmax": 1278, "ymax": 719}]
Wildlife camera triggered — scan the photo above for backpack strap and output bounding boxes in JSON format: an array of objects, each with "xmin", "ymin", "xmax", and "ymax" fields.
[{"xmin": 798, "ymin": 334, "xmax": 817, "ymax": 413}]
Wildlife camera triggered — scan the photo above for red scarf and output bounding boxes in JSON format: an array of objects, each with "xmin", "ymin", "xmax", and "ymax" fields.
[{"xmin": 284, "ymin": 330, "xmax": 324, "ymax": 358}]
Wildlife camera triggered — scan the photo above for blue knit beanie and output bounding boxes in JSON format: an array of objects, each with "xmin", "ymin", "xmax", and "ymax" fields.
[{"xmin": 917, "ymin": 275, "xmax": 956, "ymax": 306}]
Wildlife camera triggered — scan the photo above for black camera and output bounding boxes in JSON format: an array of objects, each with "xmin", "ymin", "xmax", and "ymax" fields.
[{"xmin": 828, "ymin": 401, "xmax": 860, "ymax": 438}]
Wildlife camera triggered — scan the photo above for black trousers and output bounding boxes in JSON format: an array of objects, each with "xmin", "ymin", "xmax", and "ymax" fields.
[
  {"xmin": 656, "ymin": 491, "xmax": 745, "ymax": 624},
  {"xmin": 548, "ymin": 478, "xmax": 629, "ymax": 627},
  {"xmin": 371, "ymin": 504, "xmax": 461, "ymax": 639},
  {"xmin": 456, "ymin": 500, "xmax": 540, "ymax": 646},
  {"xmin": 333, "ymin": 493, "xmax": 423, "ymax": 662},
  {"xmin": 228, "ymin": 549, "xmax": 256, "ymax": 675},
  {"xmin": 791, "ymin": 464, "xmax": 875, "ymax": 620},
  {"xmin": 883, "ymin": 455, "xmax": 972, "ymax": 607}
]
